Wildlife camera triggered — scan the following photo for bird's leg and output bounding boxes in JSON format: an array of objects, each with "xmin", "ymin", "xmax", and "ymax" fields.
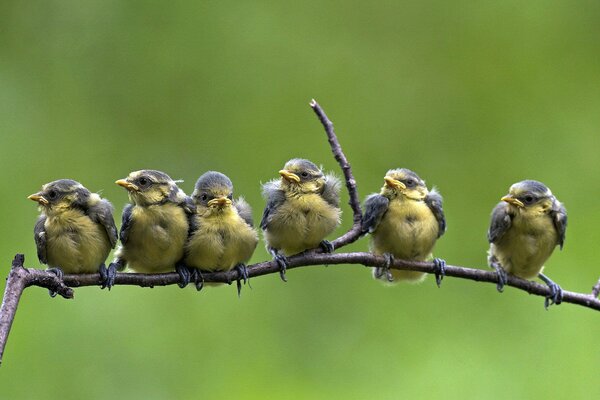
[
  {"xmin": 103, "ymin": 259, "xmax": 123, "ymax": 290},
  {"xmin": 269, "ymin": 247, "xmax": 288, "ymax": 282},
  {"xmin": 191, "ymin": 268, "xmax": 204, "ymax": 291},
  {"xmin": 538, "ymin": 273, "xmax": 563, "ymax": 309},
  {"xmin": 489, "ymin": 259, "xmax": 508, "ymax": 293},
  {"xmin": 319, "ymin": 240, "xmax": 334, "ymax": 253},
  {"xmin": 234, "ymin": 263, "xmax": 250, "ymax": 297},
  {"xmin": 432, "ymin": 258, "xmax": 446, "ymax": 288},
  {"xmin": 175, "ymin": 262, "xmax": 192, "ymax": 289},
  {"xmin": 376, "ymin": 253, "xmax": 394, "ymax": 282},
  {"xmin": 46, "ymin": 267, "xmax": 64, "ymax": 298}
]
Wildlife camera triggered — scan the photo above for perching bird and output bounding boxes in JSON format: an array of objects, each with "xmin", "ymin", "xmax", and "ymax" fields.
[
  {"xmin": 28, "ymin": 179, "xmax": 118, "ymax": 293},
  {"xmin": 185, "ymin": 171, "xmax": 258, "ymax": 294},
  {"xmin": 362, "ymin": 168, "xmax": 446, "ymax": 285},
  {"xmin": 261, "ymin": 158, "xmax": 341, "ymax": 281},
  {"xmin": 487, "ymin": 180, "xmax": 567, "ymax": 308},
  {"xmin": 108, "ymin": 170, "xmax": 194, "ymax": 288}
]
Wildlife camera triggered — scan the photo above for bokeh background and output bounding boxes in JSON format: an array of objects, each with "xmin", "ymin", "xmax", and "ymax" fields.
[{"xmin": 1, "ymin": 1, "xmax": 599, "ymax": 398}]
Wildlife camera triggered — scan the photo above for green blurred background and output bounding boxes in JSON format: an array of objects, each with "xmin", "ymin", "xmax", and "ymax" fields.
[{"xmin": 1, "ymin": 1, "xmax": 599, "ymax": 398}]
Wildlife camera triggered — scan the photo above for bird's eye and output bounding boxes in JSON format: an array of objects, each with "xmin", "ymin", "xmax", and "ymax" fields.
[
  {"xmin": 48, "ymin": 190, "xmax": 57, "ymax": 199},
  {"xmin": 138, "ymin": 177, "xmax": 149, "ymax": 186},
  {"xmin": 301, "ymin": 172, "xmax": 309, "ymax": 178},
  {"xmin": 524, "ymin": 195, "xmax": 534, "ymax": 204},
  {"xmin": 227, "ymin": 194, "xmax": 233, "ymax": 200},
  {"xmin": 200, "ymin": 194, "xmax": 208, "ymax": 201},
  {"xmin": 406, "ymin": 179, "xmax": 414, "ymax": 187}
]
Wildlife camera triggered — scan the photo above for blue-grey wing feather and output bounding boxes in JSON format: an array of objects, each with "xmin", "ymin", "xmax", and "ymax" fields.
[
  {"xmin": 321, "ymin": 173, "xmax": 341, "ymax": 208},
  {"xmin": 119, "ymin": 204, "xmax": 134, "ymax": 245},
  {"xmin": 425, "ymin": 189, "xmax": 446, "ymax": 238},
  {"xmin": 488, "ymin": 202, "xmax": 512, "ymax": 243},
  {"xmin": 34, "ymin": 215, "xmax": 47, "ymax": 264},
  {"xmin": 260, "ymin": 180, "xmax": 286, "ymax": 230},
  {"xmin": 235, "ymin": 197, "xmax": 254, "ymax": 227},
  {"xmin": 89, "ymin": 199, "xmax": 118, "ymax": 248},
  {"xmin": 551, "ymin": 200, "xmax": 567, "ymax": 249},
  {"xmin": 361, "ymin": 194, "xmax": 389, "ymax": 234}
]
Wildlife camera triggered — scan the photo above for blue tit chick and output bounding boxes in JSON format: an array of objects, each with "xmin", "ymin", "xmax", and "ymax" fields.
[
  {"xmin": 28, "ymin": 179, "xmax": 118, "ymax": 293},
  {"xmin": 362, "ymin": 168, "xmax": 446, "ymax": 286},
  {"xmin": 184, "ymin": 171, "xmax": 258, "ymax": 294},
  {"xmin": 488, "ymin": 180, "xmax": 567, "ymax": 308},
  {"xmin": 261, "ymin": 158, "xmax": 341, "ymax": 281},
  {"xmin": 109, "ymin": 169, "xmax": 194, "ymax": 288}
]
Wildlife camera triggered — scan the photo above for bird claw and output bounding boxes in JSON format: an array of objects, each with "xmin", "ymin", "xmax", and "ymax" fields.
[
  {"xmin": 190, "ymin": 268, "xmax": 204, "ymax": 291},
  {"xmin": 269, "ymin": 248, "xmax": 288, "ymax": 282},
  {"xmin": 234, "ymin": 263, "xmax": 250, "ymax": 297},
  {"xmin": 492, "ymin": 263, "xmax": 508, "ymax": 293},
  {"xmin": 381, "ymin": 253, "xmax": 394, "ymax": 282},
  {"xmin": 46, "ymin": 267, "xmax": 64, "ymax": 297},
  {"xmin": 319, "ymin": 240, "xmax": 334, "ymax": 253},
  {"xmin": 433, "ymin": 258, "xmax": 446, "ymax": 288},
  {"xmin": 176, "ymin": 263, "xmax": 191, "ymax": 288},
  {"xmin": 539, "ymin": 273, "xmax": 563, "ymax": 309}
]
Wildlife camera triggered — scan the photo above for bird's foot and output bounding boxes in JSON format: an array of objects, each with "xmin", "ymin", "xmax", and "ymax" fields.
[
  {"xmin": 270, "ymin": 249, "xmax": 288, "ymax": 282},
  {"xmin": 234, "ymin": 263, "xmax": 250, "ymax": 297},
  {"xmin": 176, "ymin": 263, "xmax": 192, "ymax": 288},
  {"xmin": 491, "ymin": 262, "xmax": 508, "ymax": 293},
  {"xmin": 190, "ymin": 268, "xmax": 204, "ymax": 291},
  {"xmin": 539, "ymin": 273, "xmax": 563, "ymax": 309},
  {"xmin": 377, "ymin": 253, "xmax": 394, "ymax": 282},
  {"xmin": 319, "ymin": 240, "xmax": 334, "ymax": 253},
  {"xmin": 46, "ymin": 267, "xmax": 64, "ymax": 297},
  {"xmin": 433, "ymin": 258, "xmax": 446, "ymax": 288}
]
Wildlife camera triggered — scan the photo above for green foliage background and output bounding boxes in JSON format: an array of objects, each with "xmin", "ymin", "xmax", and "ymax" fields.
[{"xmin": 1, "ymin": 1, "xmax": 599, "ymax": 398}]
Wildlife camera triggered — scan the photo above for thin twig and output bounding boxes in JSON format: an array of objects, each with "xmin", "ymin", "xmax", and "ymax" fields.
[
  {"xmin": 592, "ymin": 278, "xmax": 600, "ymax": 298},
  {"xmin": 310, "ymin": 99, "xmax": 362, "ymax": 249}
]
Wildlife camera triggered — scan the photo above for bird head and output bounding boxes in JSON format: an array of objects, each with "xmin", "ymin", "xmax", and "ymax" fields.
[
  {"xmin": 380, "ymin": 168, "xmax": 428, "ymax": 201},
  {"xmin": 116, "ymin": 170, "xmax": 183, "ymax": 206},
  {"xmin": 278, "ymin": 158, "xmax": 325, "ymax": 195},
  {"xmin": 28, "ymin": 179, "xmax": 91, "ymax": 215},
  {"xmin": 191, "ymin": 171, "xmax": 234, "ymax": 214},
  {"xmin": 501, "ymin": 180, "xmax": 555, "ymax": 215}
]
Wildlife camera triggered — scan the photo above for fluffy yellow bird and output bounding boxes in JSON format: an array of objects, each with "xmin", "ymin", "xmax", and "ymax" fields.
[
  {"xmin": 28, "ymin": 179, "xmax": 118, "ymax": 293},
  {"xmin": 362, "ymin": 168, "xmax": 446, "ymax": 285},
  {"xmin": 261, "ymin": 158, "xmax": 341, "ymax": 281},
  {"xmin": 184, "ymin": 171, "xmax": 258, "ymax": 293},
  {"xmin": 487, "ymin": 180, "xmax": 567, "ymax": 308},
  {"xmin": 108, "ymin": 169, "xmax": 194, "ymax": 288}
]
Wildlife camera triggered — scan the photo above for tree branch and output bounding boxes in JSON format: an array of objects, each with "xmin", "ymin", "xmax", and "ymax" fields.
[{"xmin": 1, "ymin": 99, "xmax": 599, "ymax": 365}]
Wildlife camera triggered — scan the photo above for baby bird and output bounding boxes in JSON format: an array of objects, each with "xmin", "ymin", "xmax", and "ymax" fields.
[
  {"xmin": 362, "ymin": 168, "xmax": 446, "ymax": 285},
  {"xmin": 185, "ymin": 171, "xmax": 258, "ymax": 294},
  {"xmin": 108, "ymin": 170, "xmax": 194, "ymax": 288},
  {"xmin": 261, "ymin": 158, "xmax": 341, "ymax": 281},
  {"xmin": 28, "ymin": 179, "xmax": 118, "ymax": 293},
  {"xmin": 488, "ymin": 180, "xmax": 567, "ymax": 308}
]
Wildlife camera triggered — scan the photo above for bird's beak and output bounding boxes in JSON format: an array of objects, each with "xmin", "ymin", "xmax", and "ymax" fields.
[
  {"xmin": 116, "ymin": 179, "xmax": 139, "ymax": 191},
  {"xmin": 384, "ymin": 176, "xmax": 406, "ymax": 190},
  {"xmin": 28, "ymin": 193, "xmax": 49, "ymax": 205},
  {"xmin": 501, "ymin": 195, "xmax": 524, "ymax": 208},
  {"xmin": 279, "ymin": 170, "xmax": 301, "ymax": 183},
  {"xmin": 207, "ymin": 196, "xmax": 232, "ymax": 208}
]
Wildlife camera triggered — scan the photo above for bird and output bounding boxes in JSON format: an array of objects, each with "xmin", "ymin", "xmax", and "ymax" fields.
[
  {"xmin": 261, "ymin": 158, "xmax": 341, "ymax": 281},
  {"xmin": 108, "ymin": 169, "xmax": 194, "ymax": 288},
  {"xmin": 28, "ymin": 179, "xmax": 118, "ymax": 294},
  {"xmin": 361, "ymin": 168, "xmax": 446, "ymax": 285},
  {"xmin": 487, "ymin": 180, "xmax": 567, "ymax": 308},
  {"xmin": 184, "ymin": 171, "xmax": 258, "ymax": 294}
]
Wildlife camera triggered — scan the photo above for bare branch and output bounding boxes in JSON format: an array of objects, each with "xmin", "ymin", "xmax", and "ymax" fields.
[{"xmin": 592, "ymin": 278, "xmax": 600, "ymax": 298}]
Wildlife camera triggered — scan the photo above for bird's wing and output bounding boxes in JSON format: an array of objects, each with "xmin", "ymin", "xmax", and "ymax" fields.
[
  {"xmin": 260, "ymin": 180, "xmax": 286, "ymax": 230},
  {"xmin": 235, "ymin": 197, "xmax": 254, "ymax": 227},
  {"xmin": 89, "ymin": 199, "xmax": 118, "ymax": 248},
  {"xmin": 424, "ymin": 188, "xmax": 446, "ymax": 238},
  {"xmin": 321, "ymin": 173, "xmax": 342, "ymax": 208},
  {"xmin": 119, "ymin": 204, "xmax": 134, "ymax": 245},
  {"xmin": 34, "ymin": 215, "xmax": 47, "ymax": 264},
  {"xmin": 551, "ymin": 200, "xmax": 567, "ymax": 249},
  {"xmin": 361, "ymin": 194, "xmax": 389, "ymax": 234},
  {"xmin": 487, "ymin": 202, "xmax": 512, "ymax": 243}
]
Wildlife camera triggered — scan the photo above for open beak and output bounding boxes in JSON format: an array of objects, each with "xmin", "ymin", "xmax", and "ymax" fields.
[
  {"xmin": 501, "ymin": 195, "xmax": 524, "ymax": 208},
  {"xmin": 116, "ymin": 179, "xmax": 139, "ymax": 191},
  {"xmin": 207, "ymin": 196, "xmax": 232, "ymax": 208},
  {"xmin": 28, "ymin": 193, "xmax": 49, "ymax": 205},
  {"xmin": 279, "ymin": 169, "xmax": 301, "ymax": 184},
  {"xmin": 384, "ymin": 176, "xmax": 406, "ymax": 190}
]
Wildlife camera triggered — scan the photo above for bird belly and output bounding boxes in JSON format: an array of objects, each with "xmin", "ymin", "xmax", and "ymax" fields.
[
  {"xmin": 490, "ymin": 215, "xmax": 558, "ymax": 279},
  {"xmin": 265, "ymin": 194, "xmax": 340, "ymax": 255},
  {"xmin": 120, "ymin": 205, "xmax": 188, "ymax": 273},
  {"xmin": 371, "ymin": 200, "xmax": 439, "ymax": 282},
  {"xmin": 45, "ymin": 211, "xmax": 111, "ymax": 273}
]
